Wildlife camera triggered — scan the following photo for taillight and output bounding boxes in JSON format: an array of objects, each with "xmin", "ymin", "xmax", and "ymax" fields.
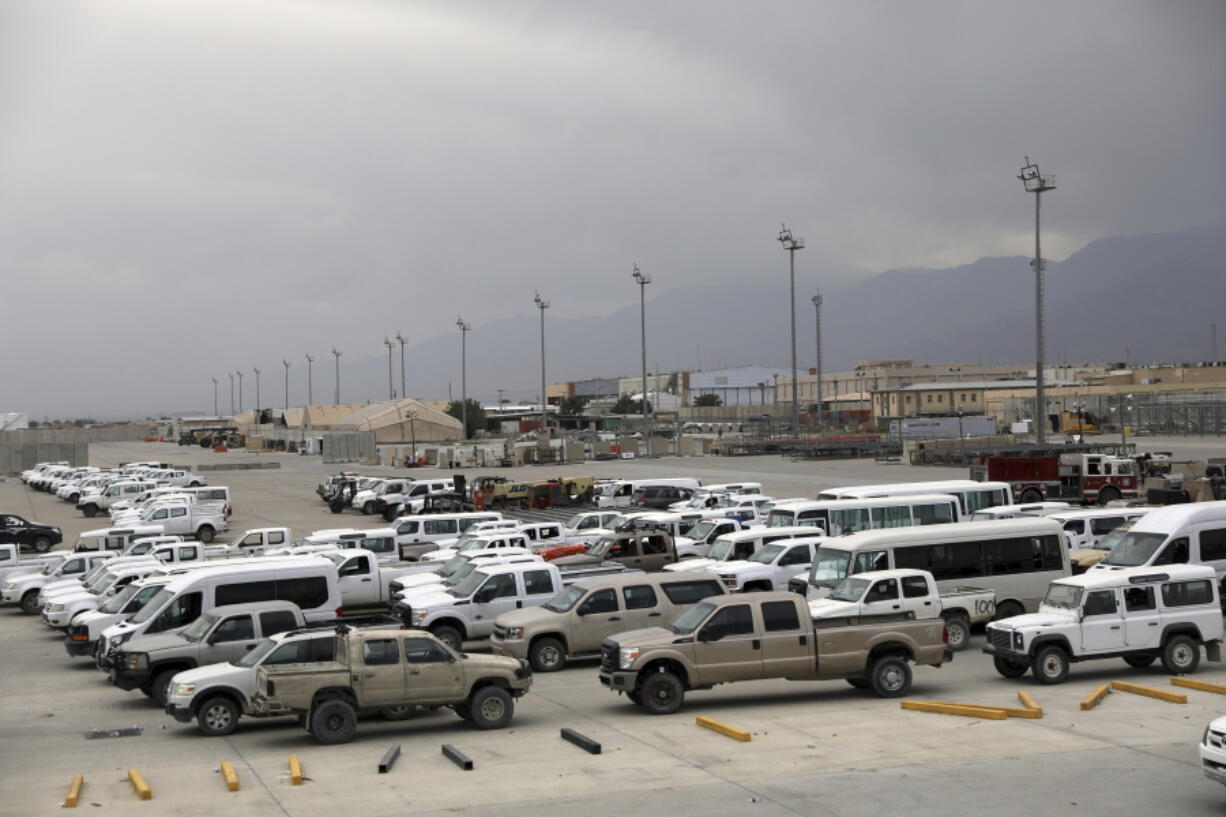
[
  {"xmin": 941, "ymin": 624, "xmax": 949, "ymax": 643},
  {"xmin": 335, "ymin": 606, "xmax": 344, "ymax": 618}
]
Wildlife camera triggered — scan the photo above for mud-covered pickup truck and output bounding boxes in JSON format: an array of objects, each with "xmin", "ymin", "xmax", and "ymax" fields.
[
  {"xmin": 251, "ymin": 626, "xmax": 532, "ymax": 743},
  {"xmin": 600, "ymin": 589, "xmax": 950, "ymax": 713}
]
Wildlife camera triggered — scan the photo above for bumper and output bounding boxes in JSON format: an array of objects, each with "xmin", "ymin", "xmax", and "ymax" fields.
[
  {"xmin": 1201, "ymin": 745, "xmax": 1226, "ymax": 785},
  {"xmin": 42, "ymin": 610, "xmax": 73, "ymax": 628},
  {"xmin": 166, "ymin": 703, "xmax": 195, "ymax": 724},
  {"xmin": 598, "ymin": 670, "xmax": 637, "ymax": 690},
  {"xmin": 110, "ymin": 666, "xmax": 150, "ymax": 691},
  {"xmin": 488, "ymin": 636, "xmax": 529, "ymax": 661},
  {"xmin": 64, "ymin": 637, "xmax": 95, "ymax": 657},
  {"xmin": 1, "ymin": 590, "xmax": 24, "ymax": 604},
  {"xmin": 981, "ymin": 643, "xmax": 1024, "ymax": 659}
]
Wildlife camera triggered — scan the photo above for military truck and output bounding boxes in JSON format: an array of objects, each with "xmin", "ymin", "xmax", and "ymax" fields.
[
  {"xmin": 600, "ymin": 588, "xmax": 951, "ymax": 713},
  {"xmin": 251, "ymin": 626, "xmax": 532, "ymax": 743}
]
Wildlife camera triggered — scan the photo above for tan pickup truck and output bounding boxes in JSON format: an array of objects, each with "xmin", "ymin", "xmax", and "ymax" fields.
[
  {"xmin": 599, "ymin": 590, "xmax": 951, "ymax": 713},
  {"xmin": 552, "ymin": 530, "xmax": 678, "ymax": 572},
  {"xmin": 251, "ymin": 627, "xmax": 532, "ymax": 743}
]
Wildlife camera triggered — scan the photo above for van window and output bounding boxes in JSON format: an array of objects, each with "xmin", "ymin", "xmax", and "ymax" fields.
[
  {"xmin": 260, "ymin": 610, "xmax": 298, "ymax": 635},
  {"xmin": 1063, "ymin": 520, "xmax": 1086, "ymax": 535},
  {"xmin": 914, "ymin": 503, "xmax": 955, "ymax": 525},
  {"xmin": 1162, "ymin": 579, "xmax": 1213, "ymax": 607},
  {"xmin": 1124, "ymin": 586, "xmax": 1156, "ymax": 612},
  {"xmin": 762, "ymin": 600, "xmax": 800, "ymax": 632},
  {"xmin": 623, "ymin": 585, "xmax": 658, "ymax": 610},
  {"xmin": 964, "ymin": 489, "xmax": 1005, "ymax": 513},
  {"xmin": 1200, "ymin": 529, "xmax": 1226, "ymax": 562},
  {"xmin": 1152, "ymin": 537, "xmax": 1190, "ymax": 566},
  {"xmin": 872, "ymin": 506, "xmax": 912, "ymax": 529},
  {"xmin": 150, "ymin": 591, "xmax": 202, "ymax": 633},
  {"xmin": 1090, "ymin": 517, "xmax": 1125, "ymax": 536},
  {"xmin": 661, "ymin": 580, "xmax": 722, "ymax": 605},
  {"xmin": 424, "ymin": 520, "xmax": 458, "ymax": 535},
  {"xmin": 523, "ymin": 570, "xmax": 555, "ymax": 596},
  {"xmin": 578, "ymin": 589, "xmax": 618, "ymax": 615},
  {"xmin": 216, "ymin": 580, "xmax": 276, "ymax": 606},
  {"xmin": 277, "ymin": 577, "xmax": 330, "ymax": 610}
]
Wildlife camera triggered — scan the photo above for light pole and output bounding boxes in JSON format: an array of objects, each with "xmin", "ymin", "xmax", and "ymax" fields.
[
  {"xmin": 211, "ymin": 377, "xmax": 218, "ymax": 417},
  {"xmin": 456, "ymin": 317, "xmax": 471, "ymax": 439},
  {"xmin": 228, "ymin": 372, "xmax": 235, "ymax": 415},
  {"xmin": 253, "ymin": 367, "xmax": 261, "ymax": 414},
  {"xmin": 777, "ymin": 224, "xmax": 804, "ymax": 436},
  {"xmin": 282, "ymin": 359, "xmax": 290, "ymax": 409},
  {"xmin": 383, "ymin": 337, "xmax": 395, "ymax": 399},
  {"xmin": 331, "ymin": 347, "xmax": 342, "ymax": 405},
  {"xmin": 1019, "ymin": 157, "xmax": 1056, "ymax": 444},
  {"xmin": 632, "ymin": 263, "xmax": 652, "ymax": 455},
  {"xmin": 811, "ymin": 291, "xmax": 822, "ymax": 429},
  {"xmin": 395, "ymin": 331, "xmax": 407, "ymax": 399},
  {"xmin": 305, "ymin": 353, "xmax": 314, "ymax": 405},
  {"xmin": 408, "ymin": 408, "xmax": 418, "ymax": 465},
  {"xmin": 236, "ymin": 370, "xmax": 244, "ymax": 413},
  {"xmin": 533, "ymin": 292, "xmax": 549, "ymax": 438}
]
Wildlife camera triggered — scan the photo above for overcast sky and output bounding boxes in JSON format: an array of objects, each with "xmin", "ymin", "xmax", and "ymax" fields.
[{"xmin": 2, "ymin": 0, "xmax": 1223, "ymax": 417}]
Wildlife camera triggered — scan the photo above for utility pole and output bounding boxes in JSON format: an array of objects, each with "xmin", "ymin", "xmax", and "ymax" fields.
[
  {"xmin": 777, "ymin": 224, "xmax": 804, "ymax": 436},
  {"xmin": 408, "ymin": 408, "xmax": 418, "ymax": 464},
  {"xmin": 228, "ymin": 372, "xmax": 235, "ymax": 415},
  {"xmin": 1213, "ymin": 323, "xmax": 1219, "ymax": 362},
  {"xmin": 456, "ymin": 317, "xmax": 471, "ymax": 439},
  {"xmin": 236, "ymin": 370, "xmax": 244, "ymax": 413},
  {"xmin": 331, "ymin": 347, "xmax": 342, "ymax": 405},
  {"xmin": 632, "ymin": 263, "xmax": 652, "ymax": 455},
  {"xmin": 282, "ymin": 359, "xmax": 290, "ymax": 409},
  {"xmin": 305, "ymin": 353, "xmax": 314, "ymax": 405},
  {"xmin": 533, "ymin": 293, "xmax": 550, "ymax": 437},
  {"xmin": 1018, "ymin": 157, "xmax": 1056, "ymax": 443},
  {"xmin": 384, "ymin": 337, "xmax": 395, "ymax": 400},
  {"xmin": 253, "ymin": 367, "xmax": 261, "ymax": 414},
  {"xmin": 395, "ymin": 331, "xmax": 407, "ymax": 399},
  {"xmin": 211, "ymin": 377, "xmax": 218, "ymax": 417},
  {"xmin": 811, "ymin": 291, "xmax": 823, "ymax": 429}
]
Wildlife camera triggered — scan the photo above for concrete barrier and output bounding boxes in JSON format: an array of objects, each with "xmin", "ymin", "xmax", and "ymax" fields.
[
  {"xmin": 1172, "ymin": 677, "xmax": 1226, "ymax": 695},
  {"xmin": 289, "ymin": 754, "xmax": 303, "ymax": 785},
  {"xmin": 1110, "ymin": 680, "xmax": 1187, "ymax": 704},
  {"xmin": 220, "ymin": 761, "xmax": 239, "ymax": 792},
  {"xmin": 695, "ymin": 715, "xmax": 752, "ymax": 741},
  {"xmin": 1081, "ymin": 684, "xmax": 1111, "ymax": 711},
  {"xmin": 65, "ymin": 774, "xmax": 84, "ymax": 808},
  {"xmin": 127, "ymin": 769, "xmax": 152, "ymax": 800},
  {"xmin": 901, "ymin": 701, "xmax": 1008, "ymax": 720}
]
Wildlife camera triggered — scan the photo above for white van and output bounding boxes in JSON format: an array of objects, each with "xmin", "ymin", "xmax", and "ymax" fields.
[
  {"xmin": 1047, "ymin": 507, "xmax": 1150, "ymax": 550},
  {"xmin": 391, "ymin": 512, "xmax": 503, "ymax": 555},
  {"xmin": 664, "ymin": 526, "xmax": 816, "ymax": 573},
  {"xmin": 595, "ymin": 478, "xmax": 702, "ymax": 509},
  {"xmin": 73, "ymin": 525, "xmax": 166, "ymax": 553},
  {"xmin": 98, "ymin": 557, "xmax": 341, "ymax": 660},
  {"xmin": 1090, "ymin": 502, "xmax": 1226, "ymax": 586},
  {"xmin": 766, "ymin": 494, "xmax": 964, "ymax": 533},
  {"xmin": 969, "ymin": 502, "xmax": 1072, "ymax": 521},
  {"xmin": 817, "ymin": 480, "xmax": 1012, "ymax": 516}
]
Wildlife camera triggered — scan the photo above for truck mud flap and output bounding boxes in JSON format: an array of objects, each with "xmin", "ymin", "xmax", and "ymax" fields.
[{"xmin": 1207, "ymin": 641, "xmax": 1222, "ymax": 663}]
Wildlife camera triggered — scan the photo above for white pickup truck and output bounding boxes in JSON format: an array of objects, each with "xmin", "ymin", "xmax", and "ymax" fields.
[
  {"xmin": 77, "ymin": 480, "xmax": 158, "ymax": 517},
  {"xmin": 129, "ymin": 503, "xmax": 227, "ymax": 543},
  {"xmin": 2, "ymin": 551, "xmax": 117, "ymax": 614},
  {"xmin": 212, "ymin": 527, "xmax": 292, "ymax": 554},
  {"xmin": 64, "ymin": 577, "xmax": 172, "ymax": 659},
  {"xmin": 41, "ymin": 563, "xmax": 167, "ymax": 628},
  {"xmin": 0, "ymin": 543, "xmax": 64, "ymax": 585},
  {"xmin": 711, "ymin": 537, "xmax": 824, "ymax": 594},
  {"xmin": 420, "ymin": 532, "xmax": 532, "ymax": 563},
  {"xmin": 391, "ymin": 551, "xmax": 542, "ymax": 602},
  {"xmin": 668, "ymin": 526, "xmax": 817, "ymax": 574}
]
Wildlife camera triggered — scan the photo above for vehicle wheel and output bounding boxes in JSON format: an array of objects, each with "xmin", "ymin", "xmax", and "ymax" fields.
[
  {"xmin": 31, "ymin": 536, "xmax": 52, "ymax": 554},
  {"xmin": 362, "ymin": 501, "xmax": 375, "ymax": 515},
  {"xmin": 83, "ymin": 504, "xmax": 99, "ymax": 518},
  {"xmin": 869, "ymin": 655, "xmax": 912, "ymax": 698},
  {"xmin": 1020, "ymin": 488, "xmax": 1044, "ymax": 503},
  {"xmin": 467, "ymin": 686, "xmax": 514, "ymax": 730},
  {"xmin": 383, "ymin": 508, "xmax": 397, "ymax": 522},
  {"xmin": 1031, "ymin": 644, "xmax": 1070, "ymax": 685},
  {"xmin": 992, "ymin": 600, "xmax": 1024, "ymax": 621},
  {"xmin": 149, "ymin": 669, "xmax": 179, "ymax": 707},
  {"xmin": 846, "ymin": 677, "xmax": 870, "ymax": 689},
  {"xmin": 639, "ymin": 671, "xmax": 685, "ymax": 714},
  {"xmin": 1097, "ymin": 486, "xmax": 1121, "ymax": 506},
  {"xmin": 329, "ymin": 501, "xmax": 345, "ymax": 514},
  {"xmin": 196, "ymin": 526, "xmax": 215, "ymax": 544},
  {"xmin": 1161, "ymin": 634, "xmax": 1200, "ymax": 675},
  {"xmin": 528, "ymin": 637, "xmax": 567, "ymax": 672},
  {"xmin": 453, "ymin": 703, "xmax": 471, "ymax": 721},
  {"xmin": 20, "ymin": 591, "xmax": 41, "ymax": 615},
  {"xmin": 197, "ymin": 696, "xmax": 241, "ymax": 736},
  {"xmin": 993, "ymin": 656, "xmax": 1029, "ymax": 678},
  {"xmin": 309, "ymin": 698, "xmax": 358, "ymax": 744},
  {"xmin": 943, "ymin": 614, "xmax": 971, "ymax": 652},
  {"xmin": 1123, "ymin": 654, "xmax": 1156, "ymax": 669},
  {"xmin": 189, "ymin": 481, "xmax": 201, "ymax": 487},
  {"xmin": 431, "ymin": 625, "xmax": 463, "ymax": 652},
  {"xmin": 379, "ymin": 705, "xmax": 416, "ymax": 721}
]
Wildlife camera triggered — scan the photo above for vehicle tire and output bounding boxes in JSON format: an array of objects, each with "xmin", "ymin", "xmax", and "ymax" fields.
[
  {"xmin": 329, "ymin": 501, "xmax": 345, "ymax": 515},
  {"xmin": 431, "ymin": 625, "xmax": 463, "ymax": 652},
  {"xmin": 638, "ymin": 671, "xmax": 685, "ymax": 714},
  {"xmin": 943, "ymin": 614, "xmax": 971, "ymax": 652},
  {"xmin": 196, "ymin": 525, "xmax": 215, "ymax": 544},
  {"xmin": 626, "ymin": 690, "xmax": 642, "ymax": 704},
  {"xmin": 197, "ymin": 696, "xmax": 241, "ymax": 736},
  {"xmin": 846, "ymin": 677, "xmax": 870, "ymax": 689},
  {"xmin": 309, "ymin": 698, "xmax": 358, "ymax": 745},
  {"xmin": 362, "ymin": 501, "xmax": 375, "ymax": 515},
  {"xmin": 189, "ymin": 481, "xmax": 202, "ymax": 487},
  {"xmin": 1031, "ymin": 644, "xmax": 1070, "ymax": 685},
  {"xmin": 1161, "ymin": 634, "xmax": 1200, "ymax": 675},
  {"xmin": 993, "ymin": 656, "xmax": 1029, "ymax": 678},
  {"xmin": 379, "ymin": 705, "xmax": 416, "ymax": 721},
  {"xmin": 528, "ymin": 636, "xmax": 567, "ymax": 672},
  {"xmin": 1020, "ymin": 488, "xmax": 1044, "ymax": 503},
  {"xmin": 382, "ymin": 508, "xmax": 397, "ymax": 522},
  {"xmin": 992, "ymin": 600, "xmax": 1024, "ymax": 621},
  {"xmin": 1123, "ymin": 654, "xmax": 1156, "ymax": 669},
  {"xmin": 453, "ymin": 703, "xmax": 471, "ymax": 721},
  {"xmin": 467, "ymin": 686, "xmax": 514, "ymax": 730},
  {"xmin": 83, "ymin": 504, "xmax": 99, "ymax": 518},
  {"xmin": 1097, "ymin": 486, "xmax": 1121, "ymax": 506},
  {"xmin": 20, "ymin": 591, "xmax": 41, "ymax": 615},
  {"xmin": 149, "ymin": 669, "xmax": 179, "ymax": 707},
  {"xmin": 869, "ymin": 655, "xmax": 912, "ymax": 698},
  {"xmin": 31, "ymin": 536, "xmax": 52, "ymax": 554}
]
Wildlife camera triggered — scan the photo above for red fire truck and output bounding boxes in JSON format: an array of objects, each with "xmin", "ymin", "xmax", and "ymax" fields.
[{"xmin": 976, "ymin": 453, "xmax": 1139, "ymax": 505}]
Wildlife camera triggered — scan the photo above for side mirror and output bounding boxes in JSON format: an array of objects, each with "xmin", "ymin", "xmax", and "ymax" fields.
[
  {"xmin": 474, "ymin": 589, "xmax": 493, "ymax": 604},
  {"xmin": 698, "ymin": 626, "xmax": 720, "ymax": 643}
]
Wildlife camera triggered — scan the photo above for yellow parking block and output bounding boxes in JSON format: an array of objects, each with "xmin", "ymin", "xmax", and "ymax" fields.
[
  {"xmin": 900, "ymin": 701, "xmax": 1008, "ymax": 720},
  {"xmin": 65, "ymin": 774, "xmax": 83, "ymax": 808},
  {"xmin": 1017, "ymin": 690, "xmax": 1043, "ymax": 716},
  {"xmin": 695, "ymin": 715, "xmax": 752, "ymax": 742},
  {"xmin": 127, "ymin": 769, "xmax": 152, "ymax": 801},
  {"xmin": 289, "ymin": 754, "xmax": 303, "ymax": 786},
  {"xmin": 220, "ymin": 761, "xmax": 239, "ymax": 792},
  {"xmin": 1171, "ymin": 677, "xmax": 1226, "ymax": 695},
  {"xmin": 1081, "ymin": 684, "xmax": 1111, "ymax": 710},
  {"xmin": 1110, "ymin": 680, "xmax": 1187, "ymax": 704}
]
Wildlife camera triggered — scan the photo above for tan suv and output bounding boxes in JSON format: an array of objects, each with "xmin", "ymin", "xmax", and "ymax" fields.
[{"xmin": 490, "ymin": 572, "xmax": 726, "ymax": 671}]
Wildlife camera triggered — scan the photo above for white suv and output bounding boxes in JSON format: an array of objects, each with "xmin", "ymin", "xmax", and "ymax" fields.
[{"xmin": 984, "ymin": 564, "xmax": 1224, "ymax": 684}]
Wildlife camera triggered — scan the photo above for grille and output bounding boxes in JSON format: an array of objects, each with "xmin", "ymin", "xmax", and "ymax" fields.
[
  {"xmin": 493, "ymin": 625, "xmax": 509, "ymax": 641},
  {"xmin": 600, "ymin": 641, "xmax": 618, "ymax": 673},
  {"xmin": 988, "ymin": 627, "xmax": 1013, "ymax": 651}
]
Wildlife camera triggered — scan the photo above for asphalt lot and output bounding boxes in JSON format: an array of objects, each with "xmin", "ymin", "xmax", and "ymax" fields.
[{"xmin": 3, "ymin": 440, "xmax": 1226, "ymax": 816}]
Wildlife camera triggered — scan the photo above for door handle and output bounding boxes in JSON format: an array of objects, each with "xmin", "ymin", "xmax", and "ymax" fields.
[
  {"xmin": 923, "ymin": 601, "xmax": 932, "ymax": 606},
  {"xmin": 608, "ymin": 616, "xmax": 621, "ymax": 621},
  {"xmin": 1110, "ymin": 626, "xmax": 1121, "ymax": 630},
  {"xmin": 892, "ymin": 605, "xmax": 901, "ymax": 609},
  {"xmin": 648, "ymin": 612, "xmax": 662, "ymax": 617},
  {"xmin": 516, "ymin": 601, "xmax": 523, "ymax": 609},
  {"xmin": 364, "ymin": 672, "xmax": 376, "ymax": 678},
  {"xmin": 1148, "ymin": 622, "xmax": 1158, "ymax": 627},
  {"xmin": 752, "ymin": 639, "xmax": 760, "ymax": 650},
  {"xmin": 361, "ymin": 578, "xmax": 372, "ymax": 582}
]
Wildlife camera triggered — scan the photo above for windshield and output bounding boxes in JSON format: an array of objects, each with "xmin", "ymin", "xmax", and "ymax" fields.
[
  {"xmin": 1100, "ymin": 531, "xmax": 1168, "ymax": 567},
  {"xmin": 687, "ymin": 521, "xmax": 717, "ymax": 541},
  {"xmin": 749, "ymin": 544, "xmax": 786, "ymax": 564},
  {"xmin": 450, "ymin": 570, "xmax": 489, "ymax": 598},
  {"xmin": 236, "ymin": 637, "xmax": 278, "ymax": 667},
  {"xmin": 87, "ymin": 574, "xmax": 114, "ymax": 594},
  {"xmin": 99, "ymin": 583, "xmax": 141, "ymax": 613},
  {"xmin": 766, "ymin": 509, "xmax": 796, "ymax": 527},
  {"xmin": 809, "ymin": 548, "xmax": 852, "ymax": 589},
  {"xmin": 543, "ymin": 585, "xmax": 584, "ymax": 613},
  {"xmin": 1043, "ymin": 583, "xmax": 1084, "ymax": 609},
  {"xmin": 128, "ymin": 587, "xmax": 173, "ymax": 624},
  {"xmin": 457, "ymin": 539, "xmax": 493, "ymax": 553},
  {"xmin": 446, "ymin": 562, "xmax": 479, "ymax": 585},
  {"xmin": 669, "ymin": 601, "xmax": 715, "ymax": 635},
  {"xmin": 588, "ymin": 539, "xmax": 613, "ymax": 558},
  {"xmin": 441, "ymin": 555, "xmax": 468, "ymax": 574},
  {"xmin": 564, "ymin": 514, "xmax": 587, "ymax": 529},
  {"xmin": 1093, "ymin": 525, "xmax": 1133, "ymax": 552},
  {"xmin": 181, "ymin": 613, "xmax": 218, "ymax": 642},
  {"xmin": 830, "ymin": 577, "xmax": 871, "ymax": 602},
  {"xmin": 707, "ymin": 538, "xmax": 734, "ymax": 561}
]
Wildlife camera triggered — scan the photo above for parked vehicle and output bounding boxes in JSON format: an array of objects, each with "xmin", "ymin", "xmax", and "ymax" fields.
[
  {"xmin": 1200, "ymin": 716, "xmax": 1226, "ymax": 787},
  {"xmin": 711, "ymin": 537, "xmax": 824, "ymax": 593},
  {"xmin": 77, "ymin": 480, "xmax": 158, "ymax": 517},
  {"xmin": 983, "ymin": 564, "xmax": 1223, "ymax": 683},
  {"xmin": 969, "ymin": 502, "xmax": 1073, "ymax": 520},
  {"xmin": 562, "ymin": 511, "xmax": 623, "ymax": 541},
  {"xmin": 630, "ymin": 485, "xmax": 696, "ymax": 510},
  {"xmin": 251, "ymin": 627, "xmax": 533, "ymax": 743},
  {"xmin": 1046, "ymin": 507, "xmax": 1150, "ymax": 551},
  {"xmin": 64, "ymin": 578, "xmax": 173, "ymax": 658},
  {"xmin": 376, "ymin": 479, "xmax": 455, "ymax": 519},
  {"xmin": 215, "ymin": 527, "xmax": 292, "ymax": 554},
  {"xmin": 41, "ymin": 563, "xmax": 167, "ymax": 628},
  {"xmin": 595, "ymin": 479, "xmax": 702, "ymax": 509},
  {"xmin": 127, "ymin": 502, "xmax": 227, "ymax": 543},
  {"xmin": 816, "ymin": 480, "xmax": 1012, "ymax": 516},
  {"xmin": 1090, "ymin": 502, "xmax": 1226, "ymax": 590},
  {"xmin": 1069, "ymin": 523, "xmax": 1135, "ymax": 573},
  {"xmin": 975, "ymin": 453, "xmax": 1139, "ymax": 505},
  {"xmin": 420, "ymin": 532, "xmax": 531, "ymax": 564},
  {"xmin": 392, "ymin": 552, "xmax": 542, "ymax": 602},
  {"xmin": 0, "ymin": 514, "xmax": 63, "ymax": 554},
  {"xmin": 2, "ymin": 552, "xmax": 116, "ymax": 613},
  {"xmin": 73, "ymin": 525, "xmax": 166, "ymax": 553},
  {"xmin": 767, "ymin": 494, "xmax": 965, "ymax": 532},
  {"xmin": 600, "ymin": 589, "xmax": 951, "ymax": 713},
  {"xmin": 391, "ymin": 512, "xmax": 503, "ymax": 560},
  {"xmin": 491, "ymin": 571, "xmax": 726, "ymax": 671},
  {"xmin": 0, "ymin": 542, "xmax": 64, "ymax": 583},
  {"xmin": 665, "ymin": 526, "xmax": 815, "ymax": 574},
  {"xmin": 552, "ymin": 530, "xmax": 678, "ymax": 572}
]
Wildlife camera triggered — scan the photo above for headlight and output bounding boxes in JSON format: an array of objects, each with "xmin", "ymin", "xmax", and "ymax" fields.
[
  {"xmin": 1012, "ymin": 632, "xmax": 1024, "ymax": 649},
  {"xmin": 49, "ymin": 603, "xmax": 65, "ymax": 612},
  {"xmin": 173, "ymin": 682, "xmax": 196, "ymax": 696},
  {"xmin": 2, "ymin": 582, "xmax": 14, "ymax": 591},
  {"xmin": 619, "ymin": 647, "xmax": 641, "ymax": 669},
  {"xmin": 109, "ymin": 632, "xmax": 133, "ymax": 647},
  {"xmin": 124, "ymin": 652, "xmax": 148, "ymax": 670},
  {"xmin": 504, "ymin": 627, "xmax": 524, "ymax": 640},
  {"xmin": 412, "ymin": 610, "xmax": 429, "ymax": 624},
  {"xmin": 719, "ymin": 576, "xmax": 738, "ymax": 587}
]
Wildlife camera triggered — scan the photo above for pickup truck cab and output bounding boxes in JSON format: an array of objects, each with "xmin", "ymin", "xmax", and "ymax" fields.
[
  {"xmin": 319, "ymin": 548, "xmax": 429, "ymax": 612},
  {"xmin": 518, "ymin": 522, "xmax": 567, "ymax": 552},
  {"xmin": 392, "ymin": 553, "xmax": 542, "ymax": 602},
  {"xmin": 0, "ymin": 514, "xmax": 64, "ymax": 554},
  {"xmin": 73, "ymin": 525, "xmax": 166, "ymax": 553},
  {"xmin": 375, "ymin": 479, "xmax": 455, "ymax": 519},
  {"xmin": 421, "ymin": 532, "xmax": 531, "ymax": 563},
  {"xmin": 665, "ymin": 526, "xmax": 815, "ymax": 574},
  {"xmin": 251, "ymin": 627, "xmax": 532, "ymax": 743},
  {"xmin": 2, "ymin": 552, "xmax": 116, "ymax": 613},
  {"xmin": 552, "ymin": 531, "xmax": 678, "ymax": 572},
  {"xmin": 111, "ymin": 600, "xmax": 307, "ymax": 705},
  {"xmin": 216, "ymin": 527, "xmax": 292, "ymax": 554},
  {"xmin": 984, "ymin": 564, "xmax": 1224, "ymax": 683},
  {"xmin": 0, "ymin": 542, "xmax": 64, "ymax": 582},
  {"xmin": 711, "ymin": 537, "xmax": 824, "ymax": 593},
  {"xmin": 41, "ymin": 563, "xmax": 166, "ymax": 628},
  {"xmin": 563, "ymin": 511, "xmax": 623, "ymax": 543},
  {"xmin": 601, "ymin": 590, "xmax": 951, "ymax": 713},
  {"xmin": 392, "ymin": 512, "xmax": 503, "ymax": 560},
  {"xmin": 78, "ymin": 480, "xmax": 157, "ymax": 517}
]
